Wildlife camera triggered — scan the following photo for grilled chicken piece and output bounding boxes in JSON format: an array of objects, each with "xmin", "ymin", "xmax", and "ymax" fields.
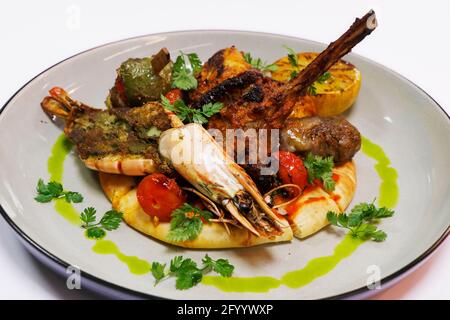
[{"xmin": 190, "ymin": 47, "xmax": 264, "ymax": 107}]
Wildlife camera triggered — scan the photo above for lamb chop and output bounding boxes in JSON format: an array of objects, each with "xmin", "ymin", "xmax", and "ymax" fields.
[
  {"xmin": 195, "ymin": 11, "xmax": 376, "ymax": 130},
  {"xmin": 187, "ymin": 10, "xmax": 377, "ymax": 192},
  {"xmin": 190, "ymin": 10, "xmax": 376, "ymax": 151}
]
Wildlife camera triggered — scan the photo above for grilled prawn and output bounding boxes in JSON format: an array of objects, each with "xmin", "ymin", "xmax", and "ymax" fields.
[{"xmin": 158, "ymin": 123, "xmax": 289, "ymax": 237}]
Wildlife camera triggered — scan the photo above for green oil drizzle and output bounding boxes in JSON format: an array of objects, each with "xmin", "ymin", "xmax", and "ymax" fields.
[
  {"xmin": 202, "ymin": 235, "xmax": 363, "ymax": 293},
  {"xmin": 202, "ymin": 136, "xmax": 399, "ymax": 293},
  {"xmin": 280, "ymin": 235, "xmax": 363, "ymax": 288},
  {"xmin": 47, "ymin": 134, "xmax": 80, "ymax": 225},
  {"xmin": 361, "ymin": 136, "xmax": 399, "ymax": 208},
  {"xmin": 48, "ymin": 135, "xmax": 151, "ymax": 275},
  {"xmin": 92, "ymin": 240, "xmax": 152, "ymax": 275}
]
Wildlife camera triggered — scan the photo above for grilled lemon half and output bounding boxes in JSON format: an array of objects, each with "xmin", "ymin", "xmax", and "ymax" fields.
[{"xmin": 271, "ymin": 52, "xmax": 361, "ymax": 116}]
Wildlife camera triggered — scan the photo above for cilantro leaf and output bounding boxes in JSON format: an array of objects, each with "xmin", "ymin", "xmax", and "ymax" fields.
[
  {"xmin": 80, "ymin": 207, "xmax": 123, "ymax": 240},
  {"xmin": 86, "ymin": 227, "xmax": 106, "ymax": 240},
  {"xmin": 371, "ymin": 230, "xmax": 388, "ymax": 242},
  {"xmin": 283, "ymin": 45, "xmax": 299, "ymax": 68},
  {"xmin": 202, "ymin": 254, "xmax": 234, "ymax": 277},
  {"xmin": 170, "ymin": 256, "xmax": 184, "ymax": 272},
  {"xmin": 307, "ymin": 72, "xmax": 332, "ymax": 96},
  {"xmin": 176, "ymin": 267, "xmax": 203, "ymax": 290},
  {"xmin": 171, "ymin": 52, "xmax": 201, "ymax": 91},
  {"xmin": 34, "ymin": 194, "xmax": 55, "ymax": 203},
  {"xmin": 80, "ymin": 207, "xmax": 96, "ymax": 226},
  {"xmin": 304, "ymin": 153, "xmax": 335, "ymax": 191},
  {"xmin": 160, "ymin": 95, "xmax": 223, "ymax": 125},
  {"xmin": 151, "ymin": 254, "xmax": 235, "ymax": 290},
  {"xmin": 168, "ymin": 203, "xmax": 213, "ymax": 242},
  {"xmin": 186, "ymin": 53, "xmax": 202, "ymax": 74},
  {"xmin": 36, "ymin": 178, "xmax": 49, "ymax": 194},
  {"xmin": 64, "ymin": 191, "xmax": 83, "ymax": 203},
  {"xmin": 290, "ymin": 70, "xmax": 299, "ymax": 80},
  {"xmin": 201, "ymin": 102, "xmax": 223, "ymax": 117},
  {"xmin": 307, "ymin": 84, "xmax": 317, "ymax": 96},
  {"xmin": 151, "ymin": 262, "xmax": 166, "ymax": 285},
  {"xmin": 327, "ymin": 202, "xmax": 395, "ymax": 242},
  {"xmin": 160, "ymin": 94, "xmax": 175, "ymax": 111},
  {"xmin": 34, "ymin": 179, "xmax": 84, "ymax": 204},
  {"xmin": 47, "ymin": 181, "xmax": 63, "ymax": 196},
  {"xmin": 317, "ymin": 71, "xmax": 331, "ymax": 84},
  {"xmin": 243, "ymin": 52, "xmax": 278, "ymax": 73},
  {"xmin": 99, "ymin": 210, "xmax": 123, "ymax": 231}
]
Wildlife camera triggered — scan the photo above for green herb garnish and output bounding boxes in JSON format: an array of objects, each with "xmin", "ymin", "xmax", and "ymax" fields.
[
  {"xmin": 80, "ymin": 207, "xmax": 123, "ymax": 239},
  {"xmin": 243, "ymin": 52, "xmax": 278, "ymax": 72},
  {"xmin": 307, "ymin": 84, "xmax": 317, "ymax": 96},
  {"xmin": 327, "ymin": 201, "xmax": 395, "ymax": 241},
  {"xmin": 283, "ymin": 45, "xmax": 299, "ymax": 68},
  {"xmin": 307, "ymin": 71, "xmax": 331, "ymax": 96},
  {"xmin": 151, "ymin": 254, "xmax": 234, "ymax": 290},
  {"xmin": 34, "ymin": 179, "xmax": 83, "ymax": 203},
  {"xmin": 161, "ymin": 95, "xmax": 222, "ymax": 125},
  {"xmin": 317, "ymin": 71, "xmax": 331, "ymax": 83},
  {"xmin": 303, "ymin": 153, "xmax": 335, "ymax": 191},
  {"xmin": 171, "ymin": 52, "xmax": 202, "ymax": 90},
  {"xmin": 167, "ymin": 203, "xmax": 213, "ymax": 242}
]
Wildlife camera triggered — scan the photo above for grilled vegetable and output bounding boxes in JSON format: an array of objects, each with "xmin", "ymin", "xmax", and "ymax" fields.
[
  {"xmin": 272, "ymin": 52, "xmax": 362, "ymax": 116},
  {"xmin": 109, "ymin": 48, "xmax": 172, "ymax": 108}
]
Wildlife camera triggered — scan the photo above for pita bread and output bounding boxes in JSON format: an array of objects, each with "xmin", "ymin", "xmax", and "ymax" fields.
[
  {"xmin": 98, "ymin": 161, "xmax": 356, "ymax": 247},
  {"xmin": 284, "ymin": 161, "xmax": 356, "ymax": 238}
]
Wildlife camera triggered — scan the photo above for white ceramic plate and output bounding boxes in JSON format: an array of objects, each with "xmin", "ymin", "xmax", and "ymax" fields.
[{"xmin": 0, "ymin": 31, "xmax": 449, "ymax": 300}]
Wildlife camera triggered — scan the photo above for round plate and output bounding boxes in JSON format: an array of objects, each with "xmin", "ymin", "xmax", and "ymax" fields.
[{"xmin": 0, "ymin": 31, "xmax": 449, "ymax": 300}]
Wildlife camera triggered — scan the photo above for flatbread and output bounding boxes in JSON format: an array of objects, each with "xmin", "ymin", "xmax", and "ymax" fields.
[
  {"xmin": 99, "ymin": 173, "xmax": 293, "ymax": 248},
  {"xmin": 98, "ymin": 161, "xmax": 356, "ymax": 247},
  {"xmin": 284, "ymin": 161, "xmax": 356, "ymax": 238}
]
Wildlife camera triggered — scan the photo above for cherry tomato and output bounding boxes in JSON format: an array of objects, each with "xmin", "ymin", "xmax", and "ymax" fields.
[
  {"xmin": 136, "ymin": 173, "xmax": 186, "ymax": 222},
  {"xmin": 164, "ymin": 89, "xmax": 183, "ymax": 104},
  {"xmin": 276, "ymin": 151, "xmax": 308, "ymax": 190},
  {"xmin": 114, "ymin": 76, "xmax": 128, "ymax": 102}
]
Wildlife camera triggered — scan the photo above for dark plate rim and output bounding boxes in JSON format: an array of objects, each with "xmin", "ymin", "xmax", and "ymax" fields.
[{"xmin": 0, "ymin": 30, "xmax": 449, "ymax": 300}]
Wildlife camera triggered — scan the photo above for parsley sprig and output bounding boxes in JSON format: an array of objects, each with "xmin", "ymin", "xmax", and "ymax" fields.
[
  {"xmin": 80, "ymin": 207, "xmax": 123, "ymax": 239},
  {"xmin": 171, "ymin": 52, "xmax": 202, "ymax": 90},
  {"xmin": 161, "ymin": 95, "xmax": 223, "ymax": 125},
  {"xmin": 283, "ymin": 45, "xmax": 300, "ymax": 80},
  {"xmin": 327, "ymin": 201, "xmax": 395, "ymax": 242},
  {"xmin": 243, "ymin": 52, "xmax": 278, "ymax": 73},
  {"xmin": 307, "ymin": 71, "xmax": 331, "ymax": 96},
  {"xmin": 167, "ymin": 203, "xmax": 213, "ymax": 242},
  {"xmin": 304, "ymin": 153, "xmax": 335, "ymax": 191},
  {"xmin": 151, "ymin": 254, "xmax": 234, "ymax": 290},
  {"xmin": 34, "ymin": 179, "xmax": 83, "ymax": 203}
]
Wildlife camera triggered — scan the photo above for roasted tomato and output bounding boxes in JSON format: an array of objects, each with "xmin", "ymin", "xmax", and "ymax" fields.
[
  {"xmin": 276, "ymin": 151, "xmax": 308, "ymax": 190},
  {"xmin": 164, "ymin": 89, "xmax": 183, "ymax": 104},
  {"xmin": 136, "ymin": 173, "xmax": 186, "ymax": 222}
]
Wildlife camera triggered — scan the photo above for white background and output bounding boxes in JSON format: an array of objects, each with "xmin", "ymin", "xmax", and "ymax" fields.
[{"xmin": 0, "ymin": 0, "xmax": 449, "ymax": 299}]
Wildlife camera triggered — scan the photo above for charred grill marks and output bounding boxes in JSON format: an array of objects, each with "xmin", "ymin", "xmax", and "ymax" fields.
[{"xmin": 192, "ymin": 70, "xmax": 263, "ymax": 107}]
